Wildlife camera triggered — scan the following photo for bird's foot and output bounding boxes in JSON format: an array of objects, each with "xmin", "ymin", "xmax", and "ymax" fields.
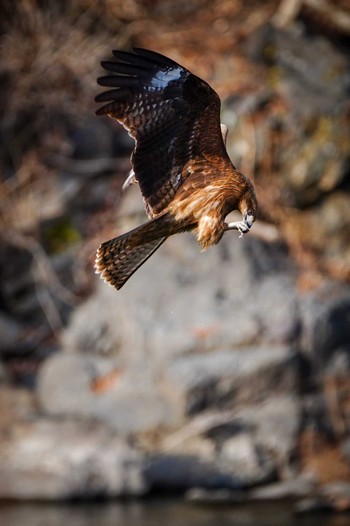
[{"xmin": 225, "ymin": 220, "xmax": 251, "ymax": 238}]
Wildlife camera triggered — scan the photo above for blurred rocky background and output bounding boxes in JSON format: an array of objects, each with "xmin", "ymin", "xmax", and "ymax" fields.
[{"xmin": 1, "ymin": 0, "xmax": 350, "ymax": 515}]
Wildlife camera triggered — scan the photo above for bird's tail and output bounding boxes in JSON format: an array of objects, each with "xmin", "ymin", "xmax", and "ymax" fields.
[{"xmin": 95, "ymin": 214, "xmax": 179, "ymax": 290}]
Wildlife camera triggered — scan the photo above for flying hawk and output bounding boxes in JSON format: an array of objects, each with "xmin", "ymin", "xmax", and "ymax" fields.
[{"xmin": 95, "ymin": 48, "xmax": 258, "ymax": 290}]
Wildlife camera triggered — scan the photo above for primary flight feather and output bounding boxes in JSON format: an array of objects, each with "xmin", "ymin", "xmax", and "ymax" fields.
[{"xmin": 95, "ymin": 48, "xmax": 258, "ymax": 289}]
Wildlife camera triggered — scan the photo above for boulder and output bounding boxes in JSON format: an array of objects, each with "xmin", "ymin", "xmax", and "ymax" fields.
[
  {"xmin": 217, "ymin": 431, "xmax": 275, "ymax": 485},
  {"xmin": 299, "ymin": 281, "xmax": 350, "ymax": 364},
  {"xmin": 246, "ymin": 22, "xmax": 350, "ymax": 207},
  {"xmin": 0, "ymin": 419, "xmax": 146, "ymax": 500},
  {"xmin": 166, "ymin": 346, "xmax": 298, "ymax": 414},
  {"xmin": 234, "ymin": 396, "xmax": 301, "ymax": 472},
  {"xmin": 63, "ymin": 230, "xmax": 299, "ymax": 368},
  {"xmin": 43, "ymin": 229, "xmax": 300, "ymax": 441},
  {"xmin": 37, "ymin": 352, "xmax": 181, "ymax": 433}
]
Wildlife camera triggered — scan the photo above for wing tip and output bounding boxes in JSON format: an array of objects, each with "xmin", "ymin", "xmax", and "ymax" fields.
[
  {"xmin": 109, "ymin": 47, "xmax": 182, "ymax": 70},
  {"xmin": 94, "ymin": 103, "xmax": 112, "ymax": 116},
  {"xmin": 95, "ymin": 86, "xmax": 132, "ymax": 114},
  {"xmin": 131, "ymin": 47, "xmax": 181, "ymax": 68}
]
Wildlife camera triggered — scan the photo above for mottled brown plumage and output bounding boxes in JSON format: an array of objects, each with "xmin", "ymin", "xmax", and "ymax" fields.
[{"xmin": 95, "ymin": 48, "xmax": 258, "ymax": 290}]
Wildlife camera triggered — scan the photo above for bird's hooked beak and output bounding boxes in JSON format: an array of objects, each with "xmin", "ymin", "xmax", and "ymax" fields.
[{"xmin": 244, "ymin": 212, "xmax": 255, "ymax": 230}]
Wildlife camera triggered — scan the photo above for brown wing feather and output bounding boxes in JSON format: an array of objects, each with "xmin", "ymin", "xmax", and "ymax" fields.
[{"xmin": 95, "ymin": 48, "xmax": 228, "ymax": 218}]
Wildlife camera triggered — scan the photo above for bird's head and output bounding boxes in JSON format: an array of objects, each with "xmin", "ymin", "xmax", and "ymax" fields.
[
  {"xmin": 239, "ymin": 188, "xmax": 258, "ymax": 231},
  {"xmin": 225, "ymin": 188, "xmax": 257, "ymax": 237}
]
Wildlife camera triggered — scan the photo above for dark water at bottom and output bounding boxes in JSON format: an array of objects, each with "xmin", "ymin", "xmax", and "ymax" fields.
[{"xmin": 1, "ymin": 499, "xmax": 349, "ymax": 526}]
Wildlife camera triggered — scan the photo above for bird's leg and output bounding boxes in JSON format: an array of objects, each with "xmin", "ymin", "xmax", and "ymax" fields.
[
  {"xmin": 122, "ymin": 169, "xmax": 137, "ymax": 191},
  {"xmin": 225, "ymin": 213, "xmax": 255, "ymax": 238},
  {"xmin": 220, "ymin": 123, "xmax": 228, "ymax": 146}
]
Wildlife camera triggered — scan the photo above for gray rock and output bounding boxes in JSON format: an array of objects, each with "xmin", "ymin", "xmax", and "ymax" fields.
[
  {"xmin": 285, "ymin": 192, "xmax": 350, "ymax": 274},
  {"xmin": 234, "ymin": 396, "xmax": 301, "ymax": 472},
  {"xmin": 218, "ymin": 431, "xmax": 275, "ymax": 485},
  {"xmin": 144, "ymin": 426, "xmax": 277, "ymax": 491},
  {"xmin": 321, "ymin": 481, "xmax": 350, "ymax": 500},
  {"xmin": 249, "ymin": 475, "xmax": 315, "ymax": 500},
  {"xmin": 249, "ymin": 274, "xmax": 299, "ymax": 344},
  {"xmin": 0, "ymin": 386, "xmax": 37, "ymax": 426},
  {"xmin": 273, "ymin": 26, "xmax": 348, "ymax": 117},
  {"xmin": 300, "ymin": 282, "xmax": 350, "ymax": 364},
  {"xmin": 37, "ymin": 353, "xmax": 181, "ymax": 433},
  {"xmin": 0, "ymin": 419, "xmax": 146, "ymax": 499},
  {"xmin": 61, "ymin": 286, "xmax": 123, "ymax": 356},
  {"xmin": 247, "ymin": 23, "xmax": 349, "ymax": 116},
  {"xmin": 155, "ymin": 396, "xmax": 300, "ymax": 488},
  {"xmin": 66, "ymin": 232, "xmax": 298, "ymax": 368},
  {"xmin": 246, "ymin": 23, "xmax": 350, "ymax": 208},
  {"xmin": 203, "ymin": 396, "xmax": 300, "ymax": 483},
  {"xmin": 55, "ymin": 230, "xmax": 300, "ymax": 439},
  {"xmin": 0, "ymin": 313, "xmax": 22, "ymax": 353},
  {"xmin": 166, "ymin": 346, "xmax": 298, "ymax": 414}
]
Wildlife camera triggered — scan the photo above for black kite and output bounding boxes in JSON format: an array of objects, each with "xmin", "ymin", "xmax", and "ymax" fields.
[{"xmin": 94, "ymin": 49, "xmax": 258, "ymax": 289}]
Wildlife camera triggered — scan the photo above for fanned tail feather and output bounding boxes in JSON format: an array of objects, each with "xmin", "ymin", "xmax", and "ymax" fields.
[
  {"xmin": 95, "ymin": 236, "xmax": 166, "ymax": 290},
  {"xmin": 95, "ymin": 214, "xmax": 180, "ymax": 290}
]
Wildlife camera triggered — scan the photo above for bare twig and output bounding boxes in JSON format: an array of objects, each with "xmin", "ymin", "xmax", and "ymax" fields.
[
  {"xmin": 273, "ymin": 0, "xmax": 302, "ymax": 28},
  {"xmin": 161, "ymin": 410, "xmax": 239, "ymax": 452},
  {"xmin": 2, "ymin": 231, "xmax": 78, "ymax": 307},
  {"xmin": 273, "ymin": 0, "xmax": 350, "ymax": 35},
  {"xmin": 33, "ymin": 270, "xmax": 64, "ymax": 335},
  {"xmin": 304, "ymin": 0, "xmax": 350, "ymax": 35}
]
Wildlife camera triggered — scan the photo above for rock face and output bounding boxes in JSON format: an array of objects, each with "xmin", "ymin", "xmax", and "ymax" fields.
[
  {"xmin": 60, "ymin": 229, "xmax": 299, "ymax": 362},
  {"xmin": 38, "ymin": 352, "xmax": 181, "ymax": 434},
  {"xmin": 23, "ymin": 182, "xmax": 350, "ymax": 498},
  {"xmin": 38, "ymin": 231, "xmax": 299, "ymax": 417},
  {"xmin": 300, "ymin": 282, "xmax": 350, "ymax": 364},
  {"xmin": 246, "ymin": 22, "xmax": 350, "ymax": 208},
  {"xmin": 166, "ymin": 346, "xmax": 297, "ymax": 413},
  {"xmin": 31, "ymin": 229, "xmax": 303, "ymax": 496},
  {"xmin": 0, "ymin": 419, "xmax": 146, "ymax": 499}
]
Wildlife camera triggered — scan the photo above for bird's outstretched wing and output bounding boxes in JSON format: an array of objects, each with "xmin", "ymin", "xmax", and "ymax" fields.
[{"xmin": 95, "ymin": 48, "xmax": 227, "ymax": 218}]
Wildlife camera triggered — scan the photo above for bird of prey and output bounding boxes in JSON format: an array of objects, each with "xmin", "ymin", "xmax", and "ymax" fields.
[{"xmin": 94, "ymin": 48, "xmax": 258, "ymax": 290}]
